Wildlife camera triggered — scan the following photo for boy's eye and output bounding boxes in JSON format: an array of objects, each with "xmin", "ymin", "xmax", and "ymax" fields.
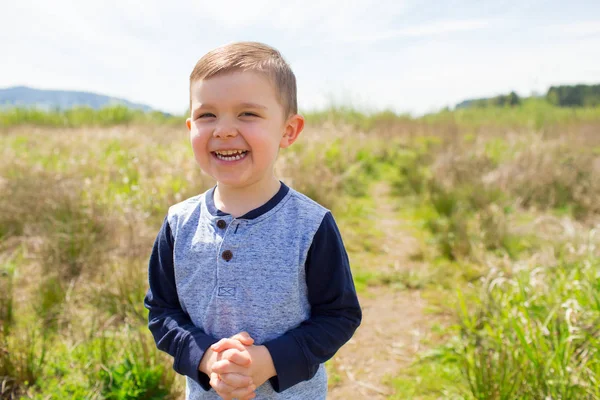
[
  {"xmin": 197, "ymin": 113, "xmax": 216, "ymax": 119},
  {"xmin": 240, "ymin": 112, "xmax": 259, "ymax": 117}
]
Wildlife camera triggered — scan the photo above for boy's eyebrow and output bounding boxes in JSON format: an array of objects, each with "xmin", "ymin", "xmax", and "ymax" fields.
[{"xmin": 239, "ymin": 102, "xmax": 268, "ymax": 109}]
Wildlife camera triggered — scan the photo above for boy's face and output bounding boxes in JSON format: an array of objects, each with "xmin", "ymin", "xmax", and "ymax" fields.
[{"xmin": 186, "ymin": 71, "xmax": 303, "ymax": 189}]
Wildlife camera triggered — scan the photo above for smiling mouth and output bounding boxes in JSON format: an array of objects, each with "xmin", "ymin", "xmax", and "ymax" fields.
[{"xmin": 213, "ymin": 150, "xmax": 249, "ymax": 161}]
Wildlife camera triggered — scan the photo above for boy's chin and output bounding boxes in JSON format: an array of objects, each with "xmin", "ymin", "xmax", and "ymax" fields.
[
  {"xmin": 214, "ymin": 174, "xmax": 276, "ymax": 189},
  {"xmin": 213, "ymin": 176, "xmax": 252, "ymax": 188}
]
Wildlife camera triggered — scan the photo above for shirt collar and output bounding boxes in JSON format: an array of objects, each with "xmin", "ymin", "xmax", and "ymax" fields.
[{"xmin": 205, "ymin": 181, "xmax": 290, "ymax": 220}]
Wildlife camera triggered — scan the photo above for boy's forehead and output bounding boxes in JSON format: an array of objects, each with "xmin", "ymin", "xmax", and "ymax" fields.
[{"xmin": 190, "ymin": 70, "xmax": 280, "ymax": 106}]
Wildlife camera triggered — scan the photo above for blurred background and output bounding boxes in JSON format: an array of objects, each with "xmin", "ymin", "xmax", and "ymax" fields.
[{"xmin": 1, "ymin": 1, "xmax": 599, "ymax": 399}]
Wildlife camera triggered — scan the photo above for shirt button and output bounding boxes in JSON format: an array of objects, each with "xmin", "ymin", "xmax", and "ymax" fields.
[
  {"xmin": 216, "ymin": 219, "xmax": 227, "ymax": 229},
  {"xmin": 222, "ymin": 250, "xmax": 233, "ymax": 261}
]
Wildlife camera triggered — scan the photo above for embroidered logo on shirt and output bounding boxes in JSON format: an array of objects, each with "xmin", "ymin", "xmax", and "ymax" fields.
[{"xmin": 218, "ymin": 287, "xmax": 236, "ymax": 297}]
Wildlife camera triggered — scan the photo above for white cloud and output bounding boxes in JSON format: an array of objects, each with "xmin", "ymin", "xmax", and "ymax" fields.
[
  {"xmin": 548, "ymin": 21, "xmax": 600, "ymax": 37},
  {"xmin": 340, "ymin": 18, "xmax": 490, "ymax": 44},
  {"xmin": 189, "ymin": 0, "xmax": 410, "ymax": 33},
  {"xmin": 1, "ymin": 0, "xmax": 599, "ymax": 115}
]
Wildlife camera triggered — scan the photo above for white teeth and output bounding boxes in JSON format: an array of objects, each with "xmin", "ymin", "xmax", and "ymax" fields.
[
  {"xmin": 215, "ymin": 151, "xmax": 247, "ymax": 161},
  {"xmin": 215, "ymin": 150, "xmax": 245, "ymax": 156}
]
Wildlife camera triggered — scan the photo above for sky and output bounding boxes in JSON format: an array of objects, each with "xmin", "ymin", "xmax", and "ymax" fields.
[{"xmin": 1, "ymin": 0, "xmax": 599, "ymax": 115}]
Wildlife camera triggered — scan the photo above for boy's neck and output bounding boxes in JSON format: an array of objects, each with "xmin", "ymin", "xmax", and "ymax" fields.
[{"xmin": 213, "ymin": 176, "xmax": 282, "ymax": 218}]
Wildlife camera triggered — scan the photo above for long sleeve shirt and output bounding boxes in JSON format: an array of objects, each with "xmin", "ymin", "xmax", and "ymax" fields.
[{"xmin": 144, "ymin": 182, "xmax": 361, "ymax": 399}]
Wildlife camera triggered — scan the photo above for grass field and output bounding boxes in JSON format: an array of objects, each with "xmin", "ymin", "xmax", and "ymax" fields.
[{"xmin": 1, "ymin": 102, "xmax": 599, "ymax": 399}]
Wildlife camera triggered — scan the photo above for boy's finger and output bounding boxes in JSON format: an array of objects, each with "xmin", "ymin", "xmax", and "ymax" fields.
[
  {"xmin": 230, "ymin": 331, "xmax": 254, "ymax": 345},
  {"xmin": 212, "ymin": 359, "xmax": 251, "ymax": 376},
  {"xmin": 211, "ymin": 338, "xmax": 246, "ymax": 352},
  {"xmin": 211, "ymin": 331, "xmax": 254, "ymax": 352},
  {"xmin": 218, "ymin": 372, "xmax": 253, "ymax": 388},
  {"xmin": 209, "ymin": 373, "xmax": 229, "ymax": 397},
  {"xmin": 211, "ymin": 374, "xmax": 256, "ymax": 400},
  {"xmin": 221, "ymin": 348, "xmax": 252, "ymax": 366},
  {"xmin": 210, "ymin": 373, "xmax": 235, "ymax": 400}
]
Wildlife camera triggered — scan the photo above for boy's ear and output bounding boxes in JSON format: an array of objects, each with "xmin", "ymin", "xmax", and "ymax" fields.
[
  {"xmin": 186, "ymin": 118, "xmax": 192, "ymax": 131},
  {"xmin": 280, "ymin": 114, "xmax": 304, "ymax": 149}
]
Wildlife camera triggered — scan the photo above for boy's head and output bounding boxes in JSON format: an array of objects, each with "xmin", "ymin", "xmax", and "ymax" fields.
[
  {"xmin": 189, "ymin": 42, "xmax": 297, "ymax": 117},
  {"xmin": 185, "ymin": 42, "xmax": 304, "ymax": 190}
]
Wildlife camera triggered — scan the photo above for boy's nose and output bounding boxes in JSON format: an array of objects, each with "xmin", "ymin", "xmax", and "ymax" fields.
[{"xmin": 213, "ymin": 121, "xmax": 238, "ymax": 138}]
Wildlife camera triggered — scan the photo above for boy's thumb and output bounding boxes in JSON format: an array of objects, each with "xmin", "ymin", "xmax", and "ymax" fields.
[{"xmin": 232, "ymin": 331, "xmax": 254, "ymax": 345}]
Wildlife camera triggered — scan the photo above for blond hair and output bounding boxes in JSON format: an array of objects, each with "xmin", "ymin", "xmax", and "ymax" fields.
[{"xmin": 189, "ymin": 42, "xmax": 297, "ymax": 116}]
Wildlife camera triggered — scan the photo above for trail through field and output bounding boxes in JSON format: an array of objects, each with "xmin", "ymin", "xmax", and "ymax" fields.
[{"xmin": 328, "ymin": 183, "xmax": 435, "ymax": 399}]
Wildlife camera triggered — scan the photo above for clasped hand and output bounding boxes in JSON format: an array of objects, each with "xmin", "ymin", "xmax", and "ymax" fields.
[{"xmin": 201, "ymin": 332, "xmax": 275, "ymax": 400}]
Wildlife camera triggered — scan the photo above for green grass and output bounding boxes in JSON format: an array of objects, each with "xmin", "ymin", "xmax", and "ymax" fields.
[
  {"xmin": 0, "ymin": 105, "xmax": 183, "ymax": 128},
  {"xmin": 421, "ymin": 98, "xmax": 600, "ymax": 130},
  {"xmin": 457, "ymin": 253, "xmax": 600, "ymax": 399},
  {"xmin": 0, "ymin": 255, "xmax": 16, "ymax": 336},
  {"xmin": 387, "ymin": 339, "xmax": 468, "ymax": 400},
  {"xmin": 31, "ymin": 328, "xmax": 179, "ymax": 399},
  {"xmin": 4, "ymin": 98, "xmax": 600, "ymax": 131}
]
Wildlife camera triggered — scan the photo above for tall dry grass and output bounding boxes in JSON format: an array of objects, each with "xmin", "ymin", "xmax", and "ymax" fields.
[{"xmin": 1, "ymin": 108, "xmax": 599, "ymax": 398}]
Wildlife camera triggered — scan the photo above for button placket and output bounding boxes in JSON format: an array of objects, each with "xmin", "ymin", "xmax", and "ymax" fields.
[{"xmin": 216, "ymin": 218, "xmax": 241, "ymax": 298}]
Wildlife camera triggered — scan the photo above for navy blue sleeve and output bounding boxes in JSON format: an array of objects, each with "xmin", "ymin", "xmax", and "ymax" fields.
[
  {"xmin": 144, "ymin": 216, "xmax": 219, "ymax": 391},
  {"xmin": 263, "ymin": 212, "xmax": 362, "ymax": 392}
]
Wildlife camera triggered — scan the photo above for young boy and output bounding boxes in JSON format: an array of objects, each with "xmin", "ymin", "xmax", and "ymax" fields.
[{"xmin": 144, "ymin": 42, "xmax": 361, "ymax": 400}]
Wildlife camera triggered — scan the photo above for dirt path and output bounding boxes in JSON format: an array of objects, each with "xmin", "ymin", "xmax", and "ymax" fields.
[{"xmin": 327, "ymin": 183, "xmax": 433, "ymax": 399}]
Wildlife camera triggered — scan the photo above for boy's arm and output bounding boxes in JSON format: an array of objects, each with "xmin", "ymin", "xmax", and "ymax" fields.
[
  {"xmin": 262, "ymin": 212, "xmax": 362, "ymax": 392},
  {"xmin": 143, "ymin": 215, "xmax": 219, "ymax": 390}
]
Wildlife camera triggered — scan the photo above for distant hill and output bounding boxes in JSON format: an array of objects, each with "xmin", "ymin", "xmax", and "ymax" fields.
[{"xmin": 0, "ymin": 86, "xmax": 155, "ymax": 112}]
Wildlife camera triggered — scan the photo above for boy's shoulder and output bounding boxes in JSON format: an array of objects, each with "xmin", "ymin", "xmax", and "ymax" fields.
[
  {"xmin": 273, "ymin": 186, "xmax": 332, "ymax": 237},
  {"xmin": 286, "ymin": 186, "xmax": 330, "ymax": 215},
  {"xmin": 166, "ymin": 189, "xmax": 208, "ymax": 225},
  {"xmin": 169, "ymin": 192, "xmax": 204, "ymax": 211}
]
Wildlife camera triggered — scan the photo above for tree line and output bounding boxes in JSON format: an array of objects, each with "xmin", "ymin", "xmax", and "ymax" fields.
[
  {"xmin": 547, "ymin": 84, "xmax": 600, "ymax": 107},
  {"xmin": 457, "ymin": 84, "xmax": 600, "ymax": 109}
]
